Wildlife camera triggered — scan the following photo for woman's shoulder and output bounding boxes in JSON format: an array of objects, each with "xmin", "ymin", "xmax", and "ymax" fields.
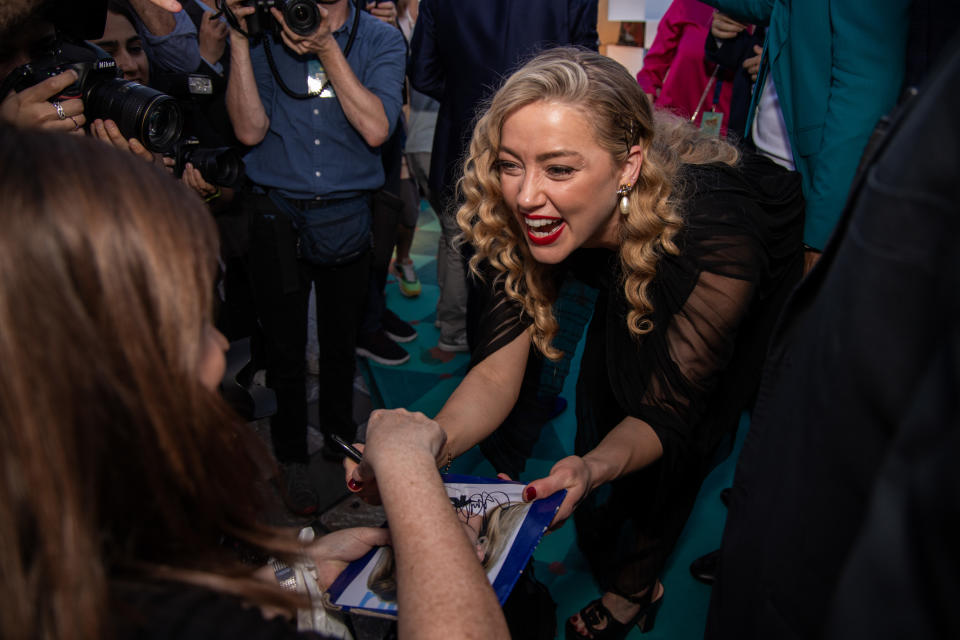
[
  {"xmin": 678, "ymin": 154, "xmax": 804, "ymax": 225},
  {"xmin": 670, "ymin": 154, "xmax": 804, "ymax": 273}
]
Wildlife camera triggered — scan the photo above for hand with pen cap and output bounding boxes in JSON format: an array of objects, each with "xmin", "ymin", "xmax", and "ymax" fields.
[{"xmin": 344, "ymin": 408, "xmax": 446, "ymax": 502}]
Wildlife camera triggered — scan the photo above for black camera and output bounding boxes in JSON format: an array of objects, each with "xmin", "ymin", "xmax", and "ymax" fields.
[
  {"xmin": 0, "ymin": 40, "xmax": 183, "ymax": 153},
  {"xmin": 170, "ymin": 137, "xmax": 245, "ymax": 189},
  {"xmin": 242, "ymin": 0, "xmax": 322, "ymax": 37}
]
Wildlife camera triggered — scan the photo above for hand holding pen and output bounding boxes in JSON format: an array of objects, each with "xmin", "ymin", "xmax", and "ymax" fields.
[{"xmin": 341, "ymin": 408, "xmax": 447, "ymax": 501}]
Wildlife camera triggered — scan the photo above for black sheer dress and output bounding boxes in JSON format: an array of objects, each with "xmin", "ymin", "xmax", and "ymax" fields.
[{"xmin": 471, "ymin": 154, "xmax": 804, "ymax": 596}]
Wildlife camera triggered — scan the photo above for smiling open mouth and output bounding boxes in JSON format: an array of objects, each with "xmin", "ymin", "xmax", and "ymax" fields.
[{"xmin": 523, "ymin": 215, "xmax": 566, "ymax": 245}]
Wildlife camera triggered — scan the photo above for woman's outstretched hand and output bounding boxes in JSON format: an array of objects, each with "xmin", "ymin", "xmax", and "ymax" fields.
[
  {"xmin": 343, "ymin": 408, "xmax": 446, "ymax": 503},
  {"xmin": 521, "ymin": 455, "xmax": 593, "ymax": 529}
]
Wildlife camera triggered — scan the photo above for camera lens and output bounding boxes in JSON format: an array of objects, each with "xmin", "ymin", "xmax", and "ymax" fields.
[
  {"xmin": 85, "ymin": 79, "xmax": 183, "ymax": 153},
  {"xmin": 184, "ymin": 147, "xmax": 245, "ymax": 188},
  {"xmin": 282, "ymin": 0, "xmax": 320, "ymax": 36}
]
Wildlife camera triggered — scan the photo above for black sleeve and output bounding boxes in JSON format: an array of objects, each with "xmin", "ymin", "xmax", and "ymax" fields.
[
  {"xmin": 112, "ymin": 582, "xmax": 329, "ymax": 640},
  {"xmin": 468, "ymin": 263, "xmax": 533, "ymax": 367},
  {"xmin": 606, "ymin": 161, "xmax": 803, "ymax": 464}
]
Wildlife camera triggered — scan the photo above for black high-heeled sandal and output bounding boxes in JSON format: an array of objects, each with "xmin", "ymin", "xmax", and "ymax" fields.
[{"xmin": 564, "ymin": 589, "xmax": 664, "ymax": 639}]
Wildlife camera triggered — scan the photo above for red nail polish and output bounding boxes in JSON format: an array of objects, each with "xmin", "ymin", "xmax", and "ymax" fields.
[
  {"xmin": 523, "ymin": 486, "xmax": 537, "ymax": 501},
  {"xmin": 348, "ymin": 479, "xmax": 362, "ymax": 491}
]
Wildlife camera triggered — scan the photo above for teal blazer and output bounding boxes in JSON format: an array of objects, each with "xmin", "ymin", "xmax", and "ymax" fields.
[{"xmin": 702, "ymin": 0, "xmax": 910, "ymax": 249}]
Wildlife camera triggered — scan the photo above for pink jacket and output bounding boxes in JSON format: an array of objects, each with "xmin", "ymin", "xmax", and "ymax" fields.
[{"xmin": 636, "ymin": 0, "xmax": 735, "ymax": 135}]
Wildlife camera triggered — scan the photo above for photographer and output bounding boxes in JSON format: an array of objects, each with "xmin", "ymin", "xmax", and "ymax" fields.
[
  {"xmin": 0, "ymin": 14, "xmax": 86, "ymax": 132},
  {"xmin": 224, "ymin": 0, "xmax": 405, "ymax": 514}
]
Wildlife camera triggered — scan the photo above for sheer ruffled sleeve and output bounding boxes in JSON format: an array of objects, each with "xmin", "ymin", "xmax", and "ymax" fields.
[
  {"xmin": 604, "ymin": 159, "xmax": 804, "ymax": 465},
  {"xmin": 468, "ymin": 264, "xmax": 533, "ymax": 367}
]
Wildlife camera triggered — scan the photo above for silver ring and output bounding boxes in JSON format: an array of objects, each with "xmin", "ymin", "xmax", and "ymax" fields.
[
  {"xmin": 53, "ymin": 101, "xmax": 66, "ymax": 120},
  {"xmin": 68, "ymin": 115, "xmax": 80, "ymax": 130}
]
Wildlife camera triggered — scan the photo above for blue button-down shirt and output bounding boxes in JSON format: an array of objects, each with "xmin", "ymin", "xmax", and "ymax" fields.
[{"xmin": 244, "ymin": 5, "xmax": 406, "ymax": 199}]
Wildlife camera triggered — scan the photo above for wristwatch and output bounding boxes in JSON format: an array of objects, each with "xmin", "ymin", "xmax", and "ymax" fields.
[{"xmin": 270, "ymin": 558, "xmax": 298, "ymax": 592}]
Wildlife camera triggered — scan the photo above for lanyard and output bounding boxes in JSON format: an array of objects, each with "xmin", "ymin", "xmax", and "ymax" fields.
[{"xmin": 691, "ymin": 66, "xmax": 721, "ymax": 122}]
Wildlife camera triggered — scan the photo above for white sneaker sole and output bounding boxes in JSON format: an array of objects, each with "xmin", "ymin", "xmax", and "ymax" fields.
[
  {"xmin": 436, "ymin": 340, "xmax": 469, "ymax": 353},
  {"xmin": 356, "ymin": 346, "xmax": 410, "ymax": 366},
  {"xmin": 384, "ymin": 329, "xmax": 418, "ymax": 343}
]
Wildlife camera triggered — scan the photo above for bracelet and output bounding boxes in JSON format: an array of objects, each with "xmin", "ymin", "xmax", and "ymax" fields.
[
  {"xmin": 441, "ymin": 451, "xmax": 454, "ymax": 474},
  {"xmin": 269, "ymin": 558, "xmax": 298, "ymax": 592},
  {"xmin": 204, "ymin": 186, "xmax": 222, "ymax": 203}
]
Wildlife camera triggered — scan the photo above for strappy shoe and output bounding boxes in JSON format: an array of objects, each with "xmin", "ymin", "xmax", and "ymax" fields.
[{"xmin": 564, "ymin": 591, "xmax": 664, "ymax": 639}]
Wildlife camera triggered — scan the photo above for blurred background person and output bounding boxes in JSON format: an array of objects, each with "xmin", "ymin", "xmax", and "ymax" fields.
[
  {"xmin": 702, "ymin": 0, "xmax": 911, "ymax": 262},
  {"xmin": 636, "ymin": 0, "xmax": 737, "ymax": 137},
  {"xmin": 702, "ymin": 10, "xmax": 763, "ymax": 142}
]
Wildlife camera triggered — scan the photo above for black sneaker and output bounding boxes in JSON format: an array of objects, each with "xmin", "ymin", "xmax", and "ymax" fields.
[
  {"xmin": 356, "ymin": 329, "xmax": 410, "ymax": 365},
  {"xmin": 382, "ymin": 309, "xmax": 417, "ymax": 343}
]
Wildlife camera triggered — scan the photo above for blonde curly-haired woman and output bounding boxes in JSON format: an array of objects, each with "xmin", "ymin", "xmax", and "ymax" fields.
[{"xmin": 350, "ymin": 46, "xmax": 804, "ymax": 639}]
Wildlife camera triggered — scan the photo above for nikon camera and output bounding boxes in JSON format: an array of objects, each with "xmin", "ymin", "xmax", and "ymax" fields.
[{"xmin": 0, "ymin": 40, "xmax": 183, "ymax": 153}]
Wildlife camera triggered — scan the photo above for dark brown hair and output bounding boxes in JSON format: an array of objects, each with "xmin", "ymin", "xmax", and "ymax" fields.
[{"xmin": 0, "ymin": 128, "xmax": 294, "ymax": 640}]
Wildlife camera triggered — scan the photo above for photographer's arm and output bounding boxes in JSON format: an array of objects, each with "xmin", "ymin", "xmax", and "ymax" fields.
[
  {"xmin": 128, "ymin": 0, "xmax": 176, "ymax": 36},
  {"xmin": 144, "ymin": 0, "xmax": 183, "ymax": 13},
  {"xmin": 224, "ymin": 4, "xmax": 270, "ymax": 146},
  {"xmin": 272, "ymin": 9, "xmax": 392, "ymax": 147},
  {"xmin": 314, "ymin": 38, "xmax": 389, "ymax": 146},
  {"xmin": 127, "ymin": 1, "xmax": 201, "ymax": 73}
]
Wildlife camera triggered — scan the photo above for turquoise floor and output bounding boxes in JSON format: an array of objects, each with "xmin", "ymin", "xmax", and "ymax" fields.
[{"xmin": 361, "ymin": 201, "xmax": 745, "ymax": 638}]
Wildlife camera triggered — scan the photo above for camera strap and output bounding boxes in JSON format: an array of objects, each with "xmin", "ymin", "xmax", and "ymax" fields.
[{"xmin": 259, "ymin": 0, "xmax": 361, "ymax": 100}]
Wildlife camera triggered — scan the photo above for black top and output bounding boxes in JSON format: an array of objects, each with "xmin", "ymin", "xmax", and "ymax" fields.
[
  {"xmin": 475, "ymin": 154, "xmax": 803, "ymax": 471},
  {"xmin": 111, "ymin": 581, "xmax": 326, "ymax": 640},
  {"xmin": 473, "ymin": 154, "xmax": 804, "ymax": 593}
]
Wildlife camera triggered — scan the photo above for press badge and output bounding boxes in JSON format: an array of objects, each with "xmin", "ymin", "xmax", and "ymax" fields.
[
  {"xmin": 307, "ymin": 60, "xmax": 336, "ymax": 98},
  {"xmin": 700, "ymin": 111, "xmax": 723, "ymax": 137}
]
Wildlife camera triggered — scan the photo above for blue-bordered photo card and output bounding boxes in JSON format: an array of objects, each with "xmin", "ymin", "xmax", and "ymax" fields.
[{"xmin": 327, "ymin": 474, "xmax": 565, "ymax": 617}]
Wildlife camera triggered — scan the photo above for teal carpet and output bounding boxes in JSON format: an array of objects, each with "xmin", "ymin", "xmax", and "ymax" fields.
[{"xmin": 362, "ymin": 201, "xmax": 745, "ymax": 638}]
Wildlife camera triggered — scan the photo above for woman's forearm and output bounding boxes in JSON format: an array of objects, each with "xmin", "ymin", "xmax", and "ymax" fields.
[
  {"xmin": 433, "ymin": 330, "xmax": 531, "ymax": 466},
  {"xmin": 582, "ymin": 416, "xmax": 664, "ymax": 489}
]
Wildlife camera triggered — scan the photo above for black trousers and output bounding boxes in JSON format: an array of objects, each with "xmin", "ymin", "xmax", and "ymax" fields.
[{"xmin": 245, "ymin": 192, "xmax": 370, "ymax": 463}]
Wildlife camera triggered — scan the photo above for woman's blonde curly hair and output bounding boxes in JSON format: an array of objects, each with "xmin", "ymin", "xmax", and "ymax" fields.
[{"xmin": 457, "ymin": 47, "xmax": 739, "ymax": 359}]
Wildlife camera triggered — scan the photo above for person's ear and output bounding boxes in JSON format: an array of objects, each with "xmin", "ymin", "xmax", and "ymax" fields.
[{"xmin": 621, "ymin": 144, "xmax": 644, "ymax": 186}]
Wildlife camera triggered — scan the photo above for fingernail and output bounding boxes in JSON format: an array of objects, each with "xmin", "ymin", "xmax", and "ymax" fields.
[
  {"xmin": 348, "ymin": 479, "xmax": 362, "ymax": 491},
  {"xmin": 523, "ymin": 486, "xmax": 536, "ymax": 501}
]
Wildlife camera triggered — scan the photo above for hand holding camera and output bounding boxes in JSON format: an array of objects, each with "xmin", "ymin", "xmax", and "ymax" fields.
[
  {"xmin": 198, "ymin": 11, "xmax": 230, "ymax": 65},
  {"xmin": 90, "ymin": 117, "xmax": 161, "ymax": 164},
  {"xmin": 270, "ymin": 3, "xmax": 335, "ymax": 57},
  {"xmin": 0, "ymin": 69, "xmax": 86, "ymax": 133},
  {"xmin": 223, "ymin": 0, "xmax": 258, "ymax": 38}
]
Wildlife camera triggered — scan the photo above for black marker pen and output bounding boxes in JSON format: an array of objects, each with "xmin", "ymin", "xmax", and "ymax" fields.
[{"xmin": 329, "ymin": 433, "xmax": 363, "ymax": 463}]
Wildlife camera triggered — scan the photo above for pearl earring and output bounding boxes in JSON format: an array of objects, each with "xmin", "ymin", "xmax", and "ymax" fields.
[{"xmin": 617, "ymin": 184, "xmax": 632, "ymax": 216}]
